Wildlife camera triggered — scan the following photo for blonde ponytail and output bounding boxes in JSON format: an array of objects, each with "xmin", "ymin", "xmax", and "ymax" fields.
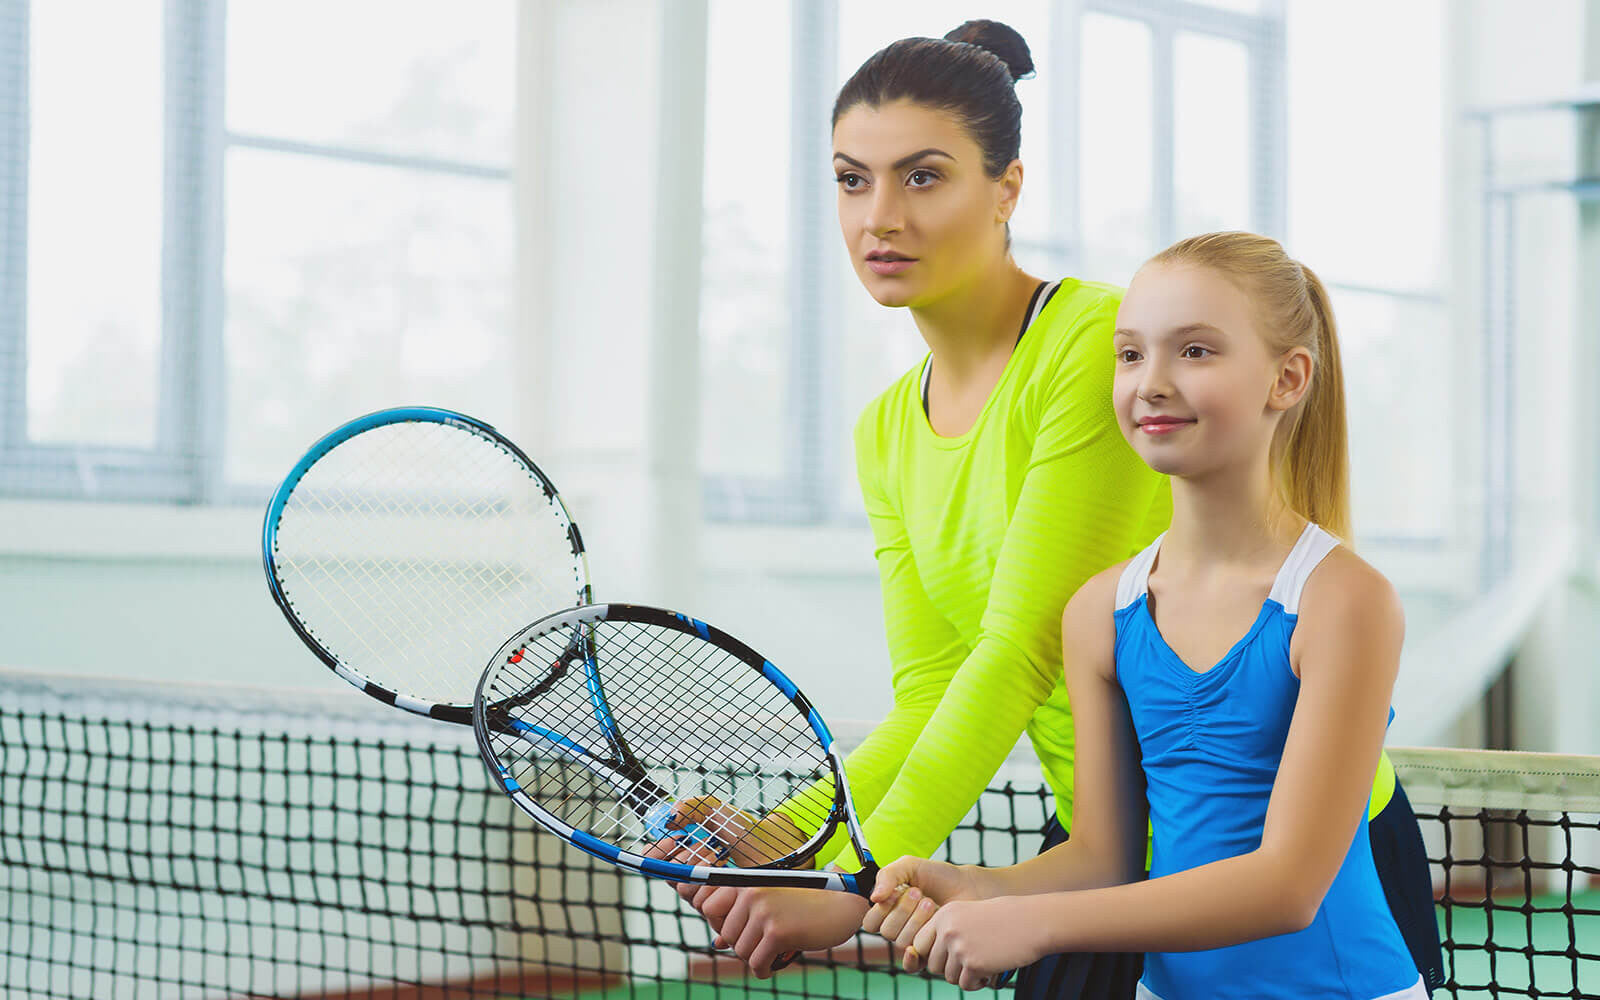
[{"xmin": 1150, "ymin": 233, "xmax": 1352, "ymax": 540}]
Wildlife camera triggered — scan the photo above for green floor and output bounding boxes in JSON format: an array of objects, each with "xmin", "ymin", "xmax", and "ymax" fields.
[
  {"xmin": 584, "ymin": 965, "xmax": 958, "ymax": 1000},
  {"xmin": 1435, "ymin": 889, "xmax": 1600, "ymax": 996}
]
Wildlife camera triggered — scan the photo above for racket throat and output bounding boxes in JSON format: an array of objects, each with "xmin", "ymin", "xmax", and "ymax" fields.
[
  {"xmin": 618, "ymin": 773, "xmax": 672, "ymax": 819},
  {"xmin": 841, "ymin": 861, "xmax": 880, "ymax": 899}
]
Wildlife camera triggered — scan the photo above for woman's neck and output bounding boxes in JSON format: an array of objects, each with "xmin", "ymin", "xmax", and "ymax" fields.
[
  {"xmin": 1160, "ymin": 452, "xmax": 1305, "ymax": 573},
  {"xmin": 910, "ymin": 258, "xmax": 1039, "ymax": 384}
]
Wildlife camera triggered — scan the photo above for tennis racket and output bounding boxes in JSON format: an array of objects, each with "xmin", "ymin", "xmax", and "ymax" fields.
[
  {"xmin": 473, "ymin": 602, "xmax": 879, "ymax": 896},
  {"xmin": 262, "ymin": 406, "xmax": 590, "ymax": 725}
]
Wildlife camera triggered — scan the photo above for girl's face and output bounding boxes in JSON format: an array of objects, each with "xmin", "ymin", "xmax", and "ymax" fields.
[
  {"xmin": 1112, "ymin": 262, "xmax": 1310, "ymax": 480},
  {"xmin": 832, "ymin": 99, "xmax": 1020, "ymax": 308}
]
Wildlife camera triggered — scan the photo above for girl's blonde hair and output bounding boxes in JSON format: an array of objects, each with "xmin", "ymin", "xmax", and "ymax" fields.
[{"xmin": 1150, "ymin": 232, "xmax": 1351, "ymax": 541}]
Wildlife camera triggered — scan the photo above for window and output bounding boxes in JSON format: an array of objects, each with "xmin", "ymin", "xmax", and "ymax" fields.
[
  {"xmin": 0, "ymin": 0, "xmax": 514, "ymax": 501},
  {"xmin": 1285, "ymin": 0, "xmax": 1448, "ymax": 543}
]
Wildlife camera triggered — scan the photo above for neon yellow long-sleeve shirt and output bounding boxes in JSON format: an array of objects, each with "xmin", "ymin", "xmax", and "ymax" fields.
[{"xmin": 803, "ymin": 278, "xmax": 1172, "ymax": 869}]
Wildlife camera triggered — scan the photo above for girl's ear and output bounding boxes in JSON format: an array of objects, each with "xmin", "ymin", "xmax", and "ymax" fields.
[
  {"xmin": 996, "ymin": 159, "xmax": 1023, "ymax": 223},
  {"xmin": 1267, "ymin": 347, "xmax": 1314, "ymax": 413}
]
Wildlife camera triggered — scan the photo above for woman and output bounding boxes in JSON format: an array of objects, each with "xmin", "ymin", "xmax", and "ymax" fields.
[
  {"xmin": 682, "ymin": 22, "xmax": 1164, "ymax": 998},
  {"xmin": 681, "ymin": 21, "xmax": 1438, "ymax": 998}
]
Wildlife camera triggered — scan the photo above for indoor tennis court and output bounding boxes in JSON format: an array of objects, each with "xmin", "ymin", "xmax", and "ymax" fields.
[{"xmin": 3, "ymin": 2, "xmax": 1599, "ymax": 998}]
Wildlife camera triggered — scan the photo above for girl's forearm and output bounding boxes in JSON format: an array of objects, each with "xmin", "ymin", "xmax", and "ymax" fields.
[
  {"xmin": 1024, "ymin": 847, "xmax": 1318, "ymax": 954},
  {"xmin": 967, "ymin": 834, "xmax": 1144, "ymax": 899}
]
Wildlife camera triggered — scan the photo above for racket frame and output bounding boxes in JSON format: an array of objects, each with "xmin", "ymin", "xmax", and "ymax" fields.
[
  {"xmin": 262, "ymin": 405, "xmax": 591, "ymax": 725},
  {"xmin": 473, "ymin": 602, "xmax": 880, "ymax": 896}
]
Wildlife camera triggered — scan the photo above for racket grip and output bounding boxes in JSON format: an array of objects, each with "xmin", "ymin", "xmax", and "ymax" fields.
[{"xmin": 771, "ymin": 950, "xmax": 801, "ymax": 971}]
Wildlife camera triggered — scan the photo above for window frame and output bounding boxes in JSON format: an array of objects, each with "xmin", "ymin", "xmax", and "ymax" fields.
[{"xmin": 0, "ymin": 0, "xmax": 511, "ymax": 504}]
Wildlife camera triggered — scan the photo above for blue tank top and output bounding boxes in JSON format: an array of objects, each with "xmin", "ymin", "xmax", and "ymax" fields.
[{"xmin": 1114, "ymin": 524, "xmax": 1422, "ymax": 1000}]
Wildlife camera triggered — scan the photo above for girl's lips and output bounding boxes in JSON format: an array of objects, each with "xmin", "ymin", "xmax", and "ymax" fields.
[
  {"xmin": 1138, "ymin": 418, "xmax": 1194, "ymax": 436},
  {"xmin": 866, "ymin": 258, "xmax": 915, "ymax": 276}
]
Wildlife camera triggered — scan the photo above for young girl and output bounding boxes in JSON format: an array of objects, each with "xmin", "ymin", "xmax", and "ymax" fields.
[{"xmin": 861, "ymin": 233, "xmax": 1432, "ymax": 999}]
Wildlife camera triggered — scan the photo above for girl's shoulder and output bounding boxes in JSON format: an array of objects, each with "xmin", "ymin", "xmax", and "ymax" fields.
[
  {"xmin": 1291, "ymin": 540, "xmax": 1406, "ymax": 673},
  {"xmin": 1298, "ymin": 541, "xmax": 1402, "ymax": 624},
  {"xmin": 1063, "ymin": 558, "xmax": 1133, "ymax": 629},
  {"xmin": 1060, "ymin": 559, "xmax": 1134, "ymax": 675}
]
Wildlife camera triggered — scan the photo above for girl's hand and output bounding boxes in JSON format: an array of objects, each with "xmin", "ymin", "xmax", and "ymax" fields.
[
  {"xmin": 905, "ymin": 896, "xmax": 1051, "ymax": 990},
  {"xmin": 866, "ymin": 855, "xmax": 982, "ymax": 909},
  {"xmin": 864, "ymin": 856, "xmax": 987, "ymax": 955}
]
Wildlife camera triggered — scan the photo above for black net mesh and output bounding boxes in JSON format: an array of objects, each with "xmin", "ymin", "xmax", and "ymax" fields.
[{"xmin": 1, "ymin": 677, "xmax": 1596, "ymax": 999}]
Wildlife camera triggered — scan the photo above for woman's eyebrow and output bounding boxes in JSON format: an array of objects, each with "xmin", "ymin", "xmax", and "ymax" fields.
[{"xmin": 832, "ymin": 148, "xmax": 956, "ymax": 172}]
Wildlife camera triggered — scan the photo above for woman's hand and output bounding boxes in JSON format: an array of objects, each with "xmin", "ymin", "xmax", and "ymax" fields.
[
  {"xmin": 905, "ymin": 896, "xmax": 1052, "ymax": 990},
  {"xmin": 696, "ymin": 886, "xmax": 868, "ymax": 978},
  {"xmin": 644, "ymin": 796, "xmax": 809, "ymax": 871}
]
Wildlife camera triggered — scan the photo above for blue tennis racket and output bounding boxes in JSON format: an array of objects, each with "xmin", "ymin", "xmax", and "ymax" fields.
[{"xmin": 474, "ymin": 602, "xmax": 880, "ymax": 896}]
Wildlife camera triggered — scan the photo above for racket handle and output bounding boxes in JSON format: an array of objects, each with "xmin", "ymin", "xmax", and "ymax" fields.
[{"xmin": 772, "ymin": 950, "xmax": 801, "ymax": 971}]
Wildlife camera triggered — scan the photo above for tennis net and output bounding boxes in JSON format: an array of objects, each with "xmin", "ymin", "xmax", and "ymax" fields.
[{"xmin": 1, "ymin": 670, "xmax": 1595, "ymax": 999}]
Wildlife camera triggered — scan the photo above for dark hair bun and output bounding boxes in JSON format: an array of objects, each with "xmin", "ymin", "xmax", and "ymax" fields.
[{"xmin": 944, "ymin": 19, "xmax": 1034, "ymax": 82}]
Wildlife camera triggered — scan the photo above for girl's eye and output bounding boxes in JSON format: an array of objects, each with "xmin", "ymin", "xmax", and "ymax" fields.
[
  {"xmin": 1181, "ymin": 344, "xmax": 1212, "ymax": 359},
  {"xmin": 907, "ymin": 169, "xmax": 937, "ymax": 187},
  {"xmin": 836, "ymin": 173, "xmax": 866, "ymax": 191},
  {"xmin": 1116, "ymin": 348, "xmax": 1141, "ymax": 364}
]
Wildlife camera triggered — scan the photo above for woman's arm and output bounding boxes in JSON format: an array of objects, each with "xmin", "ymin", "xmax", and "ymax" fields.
[
  {"xmin": 866, "ymin": 567, "xmax": 1148, "ymax": 943},
  {"xmin": 902, "ymin": 552, "xmax": 1407, "ymax": 987},
  {"xmin": 764, "ymin": 410, "xmax": 972, "ymax": 865},
  {"xmin": 848, "ymin": 292, "xmax": 1167, "ymax": 869},
  {"xmin": 675, "ymin": 408, "xmax": 970, "ymax": 974},
  {"xmin": 688, "ymin": 294, "xmax": 1166, "ymax": 974}
]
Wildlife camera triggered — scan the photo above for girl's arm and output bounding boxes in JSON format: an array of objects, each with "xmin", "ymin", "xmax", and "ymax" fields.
[{"xmin": 900, "ymin": 550, "xmax": 1406, "ymax": 987}]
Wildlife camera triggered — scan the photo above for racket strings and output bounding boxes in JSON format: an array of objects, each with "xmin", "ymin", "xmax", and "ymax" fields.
[
  {"xmin": 271, "ymin": 421, "xmax": 585, "ymax": 706},
  {"xmin": 592, "ymin": 625, "xmax": 827, "ymax": 844},
  {"xmin": 482, "ymin": 618, "xmax": 835, "ymax": 866}
]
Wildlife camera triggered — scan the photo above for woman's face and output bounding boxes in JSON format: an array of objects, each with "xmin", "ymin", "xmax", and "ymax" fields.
[
  {"xmin": 832, "ymin": 99, "xmax": 1019, "ymax": 309},
  {"xmin": 1112, "ymin": 262, "xmax": 1310, "ymax": 480}
]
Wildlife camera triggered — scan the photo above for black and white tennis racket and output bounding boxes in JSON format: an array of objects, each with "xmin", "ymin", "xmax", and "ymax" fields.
[
  {"xmin": 473, "ymin": 602, "xmax": 879, "ymax": 896},
  {"xmin": 262, "ymin": 406, "xmax": 590, "ymax": 726}
]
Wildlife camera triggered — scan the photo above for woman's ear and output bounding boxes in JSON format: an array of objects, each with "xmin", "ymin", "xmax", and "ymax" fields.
[
  {"xmin": 997, "ymin": 159, "xmax": 1023, "ymax": 223},
  {"xmin": 1267, "ymin": 347, "xmax": 1314, "ymax": 413}
]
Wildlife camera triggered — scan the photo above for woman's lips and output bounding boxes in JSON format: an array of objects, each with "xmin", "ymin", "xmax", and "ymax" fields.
[{"xmin": 866, "ymin": 257, "xmax": 916, "ymax": 276}]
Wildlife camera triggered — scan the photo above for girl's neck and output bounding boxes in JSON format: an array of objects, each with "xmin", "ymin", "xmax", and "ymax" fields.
[
  {"xmin": 1160, "ymin": 452, "xmax": 1306, "ymax": 573},
  {"xmin": 910, "ymin": 257, "xmax": 1039, "ymax": 383}
]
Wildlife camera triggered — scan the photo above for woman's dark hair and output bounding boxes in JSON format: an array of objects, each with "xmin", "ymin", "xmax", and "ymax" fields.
[{"xmin": 831, "ymin": 19, "xmax": 1034, "ymax": 179}]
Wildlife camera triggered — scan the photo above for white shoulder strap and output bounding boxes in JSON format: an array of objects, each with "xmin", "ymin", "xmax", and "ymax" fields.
[
  {"xmin": 1115, "ymin": 533, "xmax": 1165, "ymax": 611},
  {"xmin": 1267, "ymin": 523, "xmax": 1341, "ymax": 616}
]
